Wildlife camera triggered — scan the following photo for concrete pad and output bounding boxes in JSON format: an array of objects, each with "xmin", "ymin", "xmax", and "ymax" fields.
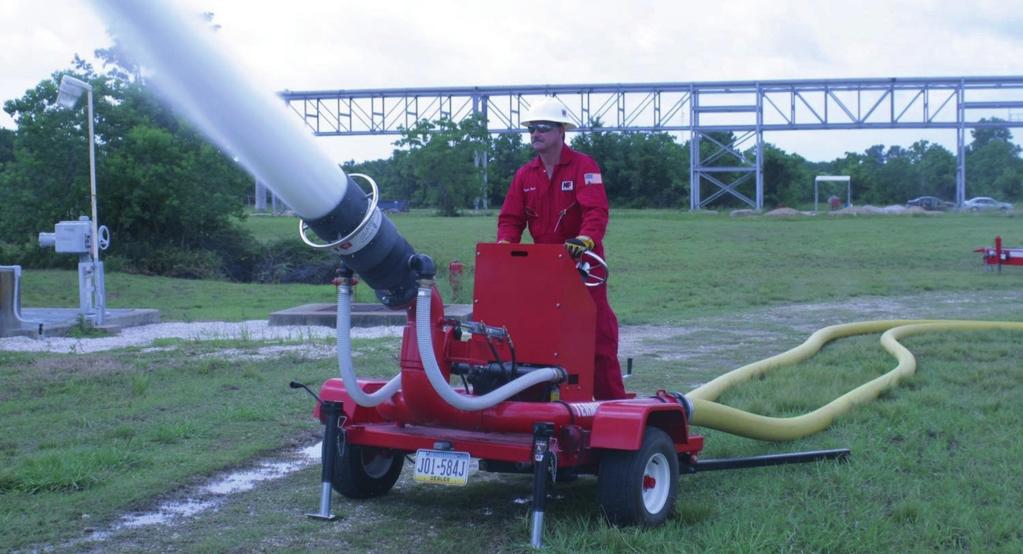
[
  {"xmin": 269, "ymin": 303, "xmax": 472, "ymax": 328},
  {"xmin": 6, "ymin": 308, "xmax": 162, "ymax": 338}
]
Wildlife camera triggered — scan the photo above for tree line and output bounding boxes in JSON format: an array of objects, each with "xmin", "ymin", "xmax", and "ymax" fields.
[
  {"xmin": 2, "ymin": 47, "xmax": 1022, "ymax": 280},
  {"xmin": 349, "ymin": 118, "xmax": 1022, "ymax": 214}
]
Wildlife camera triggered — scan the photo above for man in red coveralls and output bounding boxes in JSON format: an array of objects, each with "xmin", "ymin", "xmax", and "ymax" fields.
[{"xmin": 496, "ymin": 97, "xmax": 626, "ymax": 400}]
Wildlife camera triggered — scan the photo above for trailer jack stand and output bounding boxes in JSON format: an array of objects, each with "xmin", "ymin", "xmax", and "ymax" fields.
[
  {"xmin": 530, "ymin": 423, "xmax": 555, "ymax": 549},
  {"xmin": 307, "ymin": 400, "xmax": 344, "ymax": 521}
]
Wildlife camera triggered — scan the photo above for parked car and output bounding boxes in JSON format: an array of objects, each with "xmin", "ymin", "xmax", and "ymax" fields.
[
  {"xmin": 906, "ymin": 196, "xmax": 953, "ymax": 210},
  {"xmin": 963, "ymin": 196, "xmax": 1013, "ymax": 211}
]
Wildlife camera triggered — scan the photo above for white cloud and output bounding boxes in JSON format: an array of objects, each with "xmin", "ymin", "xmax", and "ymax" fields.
[{"xmin": 2, "ymin": 0, "xmax": 1022, "ymax": 163}]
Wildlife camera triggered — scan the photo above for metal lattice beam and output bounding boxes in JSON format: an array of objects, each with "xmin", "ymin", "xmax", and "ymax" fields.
[{"xmin": 280, "ymin": 76, "xmax": 1023, "ymax": 209}]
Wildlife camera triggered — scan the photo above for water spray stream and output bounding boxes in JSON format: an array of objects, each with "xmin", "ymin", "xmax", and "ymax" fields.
[
  {"xmin": 91, "ymin": 0, "xmax": 345, "ymax": 220},
  {"xmin": 90, "ymin": 0, "xmax": 421, "ymax": 306}
]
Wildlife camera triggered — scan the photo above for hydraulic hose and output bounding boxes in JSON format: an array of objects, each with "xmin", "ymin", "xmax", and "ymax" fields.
[
  {"xmin": 415, "ymin": 286, "xmax": 565, "ymax": 412},
  {"xmin": 335, "ymin": 282, "xmax": 401, "ymax": 407},
  {"xmin": 684, "ymin": 319, "xmax": 1023, "ymax": 441}
]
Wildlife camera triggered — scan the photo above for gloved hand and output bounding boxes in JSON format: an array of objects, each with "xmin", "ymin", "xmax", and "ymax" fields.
[{"xmin": 564, "ymin": 235, "xmax": 594, "ymax": 258}]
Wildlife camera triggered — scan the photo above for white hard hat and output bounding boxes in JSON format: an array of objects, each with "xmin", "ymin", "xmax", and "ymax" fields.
[{"xmin": 522, "ymin": 97, "xmax": 577, "ymax": 130}]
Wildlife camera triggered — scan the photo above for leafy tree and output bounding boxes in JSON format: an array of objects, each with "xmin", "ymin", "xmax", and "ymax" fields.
[
  {"xmin": 565, "ymin": 119, "xmax": 691, "ymax": 208},
  {"xmin": 487, "ymin": 132, "xmax": 532, "ymax": 208},
  {"xmin": 761, "ymin": 144, "xmax": 811, "ymax": 207},
  {"xmin": 394, "ymin": 115, "xmax": 491, "ymax": 216},
  {"xmin": 910, "ymin": 140, "xmax": 956, "ymax": 199},
  {"xmin": 0, "ymin": 53, "xmax": 253, "ymax": 277},
  {"xmin": 342, "ymin": 156, "xmax": 413, "ymax": 205},
  {"xmin": 970, "ymin": 120, "xmax": 1014, "ymax": 150},
  {"xmin": 966, "ymin": 119, "xmax": 1023, "ymax": 200},
  {"xmin": 0, "ymin": 127, "xmax": 13, "ymax": 165}
]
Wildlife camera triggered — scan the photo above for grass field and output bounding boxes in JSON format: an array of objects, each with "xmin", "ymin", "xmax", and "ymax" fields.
[
  {"xmin": 3, "ymin": 210, "xmax": 1023, "ymax": 552},
  {"xmin": 20, "ymin": 209, "xmax": 1023, "ymax": 322}
]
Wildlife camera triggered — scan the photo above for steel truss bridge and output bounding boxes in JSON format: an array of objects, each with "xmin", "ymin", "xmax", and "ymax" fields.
[{"xmin": 281, "ymin": 76, "xmax": 1023, "ymax": 209}]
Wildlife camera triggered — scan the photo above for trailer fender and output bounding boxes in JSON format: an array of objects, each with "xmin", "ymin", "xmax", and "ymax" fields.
[
  {"xmin": 316, "ymin": 378, "xmax": 391, "ymax": 424},
  {"xmin": 589, "ymin": 402, "xmax": 687, "ymax": 450}
]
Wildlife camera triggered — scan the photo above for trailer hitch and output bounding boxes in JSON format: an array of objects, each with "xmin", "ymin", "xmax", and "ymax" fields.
[{"xmin": 680, "ymin": 448, "xmax": 850, "ymax": 474}]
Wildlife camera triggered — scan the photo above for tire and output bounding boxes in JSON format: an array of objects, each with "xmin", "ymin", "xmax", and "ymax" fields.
[
  {"xmin": 597, "ymin": 427, "xmax": 679, "ymax": 527},
  {"xmin": 332, "ymin": 438, "xmax": 404, "ymax": 499}
]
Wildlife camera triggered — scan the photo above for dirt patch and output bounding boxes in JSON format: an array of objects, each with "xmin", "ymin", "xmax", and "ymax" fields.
[{"xmin": 764, "ymin": 207, "xmax": 811, "ymax": 217}]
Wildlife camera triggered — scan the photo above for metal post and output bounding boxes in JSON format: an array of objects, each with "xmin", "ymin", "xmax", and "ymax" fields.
[
  {"xmin": 482, "ymin": 149, "xmax": 489, "ymax": 211},
  {"xmin": 956, "ymin": 82, "xmax": 966, "ymax": 206},
  {"xmin": 689, "ymin": 87, "xmax": 698, "ymax": 211},
  {"xmin": 756, "ymin": 84, "xmax": 764, "ymax": 210},
  {"xmin": 530, "ymin": 422, "xmax": 554, "ymax": 549},
  {"xmin": 85, "ymin": 87, "xmax": 104, "ymax": 325},
  {"xmin": 307, "ymin": 400, "xmax": 343, "ymax": 521}
]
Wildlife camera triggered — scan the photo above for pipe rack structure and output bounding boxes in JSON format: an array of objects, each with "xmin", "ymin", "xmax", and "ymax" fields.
[{"xmin": 281, "ymin": 76, "xmax": 1023, "ymax": 210}]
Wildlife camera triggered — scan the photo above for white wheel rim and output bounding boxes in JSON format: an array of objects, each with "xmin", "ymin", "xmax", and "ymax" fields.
[
  {"xmin": 641, "ymin": 452, "xmax": 672, "ymax": 514},
  {"xmin": 362, "ymin": 450, "xmax": 393, "ymax": 479}
]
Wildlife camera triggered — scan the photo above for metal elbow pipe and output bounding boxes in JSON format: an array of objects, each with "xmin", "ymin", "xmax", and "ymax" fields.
[
  {"xmin": 414, "ymin": 285, "xmax": 565, "ymax": 412},
  {"xmin": 335, "ymin": 282, "xmax": 402, "ymax": 407}
]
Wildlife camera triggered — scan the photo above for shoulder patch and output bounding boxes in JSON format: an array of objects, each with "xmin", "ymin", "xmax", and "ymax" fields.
[{"xmin": 584, "ymin": 173, "xmax": 603, "ymax": 185}]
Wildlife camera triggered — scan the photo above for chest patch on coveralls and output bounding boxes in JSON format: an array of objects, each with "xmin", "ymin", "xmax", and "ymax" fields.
[{"xmin": 561, "ymin": 180, "xmax": 574, "ymax": 191}]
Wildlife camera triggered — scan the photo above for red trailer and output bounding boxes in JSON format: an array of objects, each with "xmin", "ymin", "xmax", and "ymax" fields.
[
  {"xmin": 975, "ymin": 236, "xmax": 1023, "ymax": 270},
  {"xmin": 296, "ymin": 243, "xmax": 846, "ymax": 547}
]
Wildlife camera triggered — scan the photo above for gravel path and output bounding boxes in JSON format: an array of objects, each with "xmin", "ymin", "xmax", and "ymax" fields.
[
  {"xmin": 3, "ymin": 290, "xmax": 1020, "ymax": 363},
  {"xmin": 0, "ymin": 320, "xmax": 403, "ymax": 354}
]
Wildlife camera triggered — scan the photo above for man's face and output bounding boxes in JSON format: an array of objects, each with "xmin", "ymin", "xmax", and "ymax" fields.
[{"xmin": 527, "ymin": 121, "xmax": 564, "ymax": 153}]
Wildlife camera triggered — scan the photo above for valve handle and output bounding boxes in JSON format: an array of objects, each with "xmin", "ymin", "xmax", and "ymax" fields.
[
  {"xmin": 576, "ymin": 250, "xmax": 609, "ymax": 287},
  {"xmin": 97, "ymin": 225, "xmax": 111, "ymax": 251}
]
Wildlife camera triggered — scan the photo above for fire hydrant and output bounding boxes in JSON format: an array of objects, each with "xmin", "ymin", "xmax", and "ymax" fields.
[{"xmin": 448, "ymin": 260, "xmax": 464, "ymax": 300}]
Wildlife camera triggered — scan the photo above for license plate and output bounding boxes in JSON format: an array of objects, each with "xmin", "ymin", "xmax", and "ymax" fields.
[{"xmin": 413, "ymin": 449, "xmax": 471, "ymax": 486}]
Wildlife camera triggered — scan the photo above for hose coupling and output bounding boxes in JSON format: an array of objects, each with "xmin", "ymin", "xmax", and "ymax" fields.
[
  {"xmin": 409, "ymin": 253, "xmax": 436, "ymax": 280},
  {"xmin": 670, "ymin": 391, "xmax": 694, "ymax": 420}
]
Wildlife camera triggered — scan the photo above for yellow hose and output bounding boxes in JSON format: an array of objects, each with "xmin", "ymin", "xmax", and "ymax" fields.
[{"xmin": 685, "ymin": 319, "xmax": 1023, "ymax": 442}]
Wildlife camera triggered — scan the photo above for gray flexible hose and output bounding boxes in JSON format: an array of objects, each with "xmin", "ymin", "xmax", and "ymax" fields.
[
  {"xmin": 336, "ymin": 284, "xmax": 401, "ymax": 407},
  {"xmin": 415, "ymin": 287, "xmax": 563, "ymax": 411}
]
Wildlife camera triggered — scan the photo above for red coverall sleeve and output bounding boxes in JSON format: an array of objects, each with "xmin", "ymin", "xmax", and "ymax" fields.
[
  {"xmin": 575, "ymin": 158, "xmax": 610, "ymax": 244},
  {"xmin": 497, "ymin": 169, "xmax": 527, "ymax": 243}
]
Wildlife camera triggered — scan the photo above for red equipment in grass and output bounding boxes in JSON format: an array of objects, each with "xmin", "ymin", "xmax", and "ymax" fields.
[
  {"xmin": 975, "ymin": 236, "xmax": 1023, "ymax": 270},
  {"xmin": 301, "ymin": 243, "xmax": 847, "ymax": 547}
]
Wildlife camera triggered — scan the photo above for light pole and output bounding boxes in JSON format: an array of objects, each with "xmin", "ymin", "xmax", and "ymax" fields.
[{"xmin": 56, "ymin": 75, "xmax": 105, "ymax": 325}]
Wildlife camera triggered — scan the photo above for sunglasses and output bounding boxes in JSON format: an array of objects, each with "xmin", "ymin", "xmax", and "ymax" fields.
[{"xmin": 527, "ymin": 123, "xmax": 560, "ymax": 134}]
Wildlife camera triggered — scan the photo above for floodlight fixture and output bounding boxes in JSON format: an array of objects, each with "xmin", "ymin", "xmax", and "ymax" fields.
[{"xmin": 57, "ymin": 75, "xmax": 92, "ymax": 109}]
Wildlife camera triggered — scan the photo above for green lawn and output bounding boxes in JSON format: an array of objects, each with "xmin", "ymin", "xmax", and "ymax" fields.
[
  {"xmin": 4, "ymin": 210, "xmax": 1023, "ymax": 552},
  {"xmin": 20, "ymin": 209, "xmax": 1023, "ymax": 322}
]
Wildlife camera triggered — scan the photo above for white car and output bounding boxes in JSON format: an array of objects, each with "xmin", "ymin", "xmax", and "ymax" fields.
[{"xmin": 963, "ymin": 197, "xmax": 1013, "ymax": 211}]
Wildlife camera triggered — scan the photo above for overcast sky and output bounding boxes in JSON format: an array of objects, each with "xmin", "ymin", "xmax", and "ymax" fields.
[{"xmin": 2, "ymin": 0, "xmax": 1022, "ymax": 163}]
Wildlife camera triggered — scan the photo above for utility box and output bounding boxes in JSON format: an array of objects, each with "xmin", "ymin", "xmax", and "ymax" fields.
[
  {"xmin": 37, "ymin": 216, "xmax": 108, "ymax": 324},
  {"xmin": 38, "ymin": 219, "xmax": 92, "ymax": 255}
]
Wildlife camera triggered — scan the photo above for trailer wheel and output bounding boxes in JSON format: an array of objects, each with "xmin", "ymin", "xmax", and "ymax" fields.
[
  {"xmin": 597, "ymin": 427, "xmax": 679, "ymax": 526},
  {"xmin": 333, "ymin": 439, "xmax": 404, "ymax": 499}
]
